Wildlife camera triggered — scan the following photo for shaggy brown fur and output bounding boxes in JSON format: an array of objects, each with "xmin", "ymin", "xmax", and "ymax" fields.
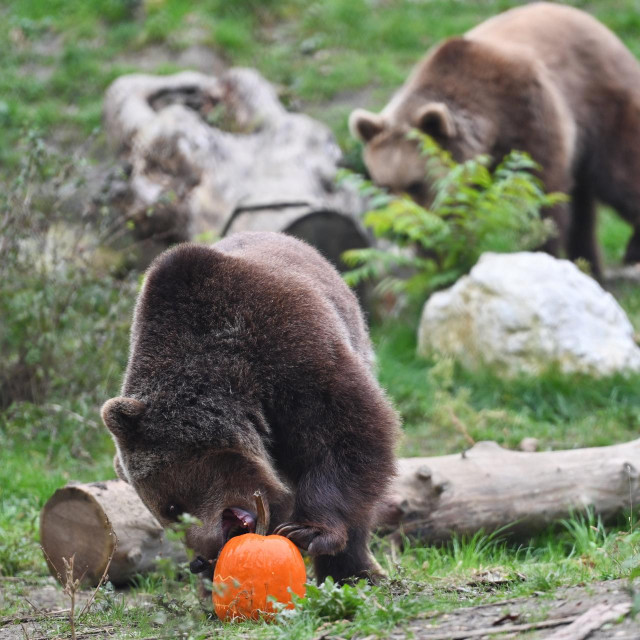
[
  {"xmin": 350, "ymin": 2, "xmax": 640, "ymax": 278},
  {"xmin": 102, "ymin": 231, "xmax": 399, "ymax": 583}
]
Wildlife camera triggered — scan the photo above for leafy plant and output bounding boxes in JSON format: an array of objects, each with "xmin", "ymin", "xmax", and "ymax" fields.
[
  {"xmin": 342, "ymin": 132, "xmax": 566, "ymax": 303},
  {"xmin": 285, "ymin": 577, "xmax": 374, "ymax": 622},
  {"xmin": 0, "ymin": 129, "xmax": 135, "ymax": 411}
]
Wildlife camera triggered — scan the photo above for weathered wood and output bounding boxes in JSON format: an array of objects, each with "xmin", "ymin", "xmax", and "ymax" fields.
[
  {"xmin": 41, "ymin": 439, "xmax": 640, "ymax": 585},
  {"xmin": 223, "ymin": 205, "xmax": 369, "ymax": 272},
  {"xmin": 40, "ymin": 481, "xmax": 186, "ymax": 587},
  {"xmin": 375, "ymin": 438, "xmax": 640, "ymax": 542},
  {"xmin": 545, "ymin": 602, "xmax": 632, "ymax": 640},
  {"xmin": 101, "ymin": 68, "xmax": 370, "ymax": 269}
]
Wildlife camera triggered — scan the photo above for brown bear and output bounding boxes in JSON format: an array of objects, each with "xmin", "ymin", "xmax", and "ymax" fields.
[
  {"xmin": 101, "ymin": 231, "xmax": 399, "ymax": 584},
  {"xmin": 349, "ymin": 2, "xmax": 640, "ymax": 278}
]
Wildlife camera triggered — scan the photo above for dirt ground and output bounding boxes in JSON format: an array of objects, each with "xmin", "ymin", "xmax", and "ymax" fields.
[
  {"xmin": 1, "ymin": 577, "xmax": 638, "ymax": 640},
  {"xmin": 390, "ymin": 579, "xmax": 639, "ymax": 640}
]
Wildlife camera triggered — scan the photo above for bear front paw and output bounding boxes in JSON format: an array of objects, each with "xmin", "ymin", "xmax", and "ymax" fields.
[{"xmin": 273, "ymin": 521, "xmax": 348, "ymax": 556}]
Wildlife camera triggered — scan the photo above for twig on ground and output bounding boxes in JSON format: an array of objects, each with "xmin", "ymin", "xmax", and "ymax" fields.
[
  {"xmin": 544, "ymin": 602, "xmax": 632, "ymax": 640},
  {"xmin": 23, "ymin": 597, "xmax": 44, "ymax": 615},
  {"xmin": 62, "ymin": 556, "xmax": 80, "ymax": 640},
  {"xmin": 418, "ymin": 615, "xmax": 578, "ymax": 640}
]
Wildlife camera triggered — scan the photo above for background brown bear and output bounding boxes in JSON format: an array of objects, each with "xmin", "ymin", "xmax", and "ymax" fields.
[
  {"xmin": 349, "ymin": 2, "xmax": 640, "ymax": 279},
  {"xmin": 102, "ymin": 231, "xmax": 399, "ymax": 584}
]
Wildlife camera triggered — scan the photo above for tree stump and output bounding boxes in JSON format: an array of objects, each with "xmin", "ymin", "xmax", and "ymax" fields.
[
  {"xmin": 40, "ymin": 481, "xmax": 186, "ymax": 587},
  {"xmin": 101, "ymin": 68, "xmax": 370, "ymax": 270}
]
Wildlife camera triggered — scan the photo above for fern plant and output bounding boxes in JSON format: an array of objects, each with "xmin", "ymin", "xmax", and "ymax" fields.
[{"xmin": 342, "ymin": 131, "xmax": 566, "ymax": 302}]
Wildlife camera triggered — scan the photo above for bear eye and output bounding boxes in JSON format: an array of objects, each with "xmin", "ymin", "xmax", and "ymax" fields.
[{"xmin": 166, "ymin": 504, "xmax": 184, "ymax": 522}]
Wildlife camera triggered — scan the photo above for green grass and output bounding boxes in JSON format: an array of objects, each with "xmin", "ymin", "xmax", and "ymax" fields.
[
  {"xmin": 5, "ymin": 0, "xmax": 640, "ymax": 158},
  {"xmin": 1, "ymin": 516, "xmax": 637, "ymax": 638},
  {"xmin": 599, "ymin": 207, "xmax": 634, "ymax": 265},
  {"xmin": 2, "ymin": 0, "xmax": 640, "ymax": 637},
  {"xmin": 372, "ymin": 316, "xmax": 640, "ymax": 457}
]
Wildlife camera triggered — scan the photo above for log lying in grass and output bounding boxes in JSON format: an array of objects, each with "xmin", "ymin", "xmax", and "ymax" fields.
[
  {"xmin": 40, "ymin": 439, "xmax": 640, "ymax": 586},
  {"xmin": 40, "ymin": 481, "xmax": 186, "ymax": 587},
  {"xmin": 375, "ymin": 438, "xmax": 640, "ymax": 543}
]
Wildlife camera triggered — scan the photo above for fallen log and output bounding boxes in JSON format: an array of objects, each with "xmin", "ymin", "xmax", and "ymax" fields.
[
  {"xmin": 375, "ymin": 438, "xmax": 640, "ymax": 543},
  {"xmin": 40, "ymin": 481, "xmax": 186, "ymax": 587},
  {"xmin": 100, "ymin": 69, "xmax": 370, "ymax": 270},
  {"xmin": 40, "ymin": 439, "xmax": 640, "ymax": 586}
]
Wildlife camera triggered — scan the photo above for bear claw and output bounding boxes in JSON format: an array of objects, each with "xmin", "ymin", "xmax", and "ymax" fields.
[{"xmin": 273, "ymin": 521, "xmax": 347, "ymax": 555}]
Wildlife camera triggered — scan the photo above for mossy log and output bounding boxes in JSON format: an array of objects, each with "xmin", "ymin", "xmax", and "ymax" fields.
[{"xmin": 41, "ymin": 439, "xmax": 640, "ymax": 586}]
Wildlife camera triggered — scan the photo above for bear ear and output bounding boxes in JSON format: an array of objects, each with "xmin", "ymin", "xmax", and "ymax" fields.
[
  {"xmin": 101, "ymin": 397, "xmax": 146, "ymax": 441},
  {"xmin": 349, "ymin": 109, "xmax": 385, "ymax": 142},
  {"xmin": 415, "ymin": 102, "xmax": 456, "ymax": 139}
]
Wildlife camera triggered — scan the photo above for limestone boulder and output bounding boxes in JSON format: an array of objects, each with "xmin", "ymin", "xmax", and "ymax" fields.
[{"xmin": 417, "ymin": 252, "xmax": 640, "ymax": 376}]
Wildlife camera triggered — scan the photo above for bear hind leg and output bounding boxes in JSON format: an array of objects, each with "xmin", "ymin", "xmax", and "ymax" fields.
[
  {"xmin": 593, "ymin": 160, "xmax": 640, "ymax": 266},
  {"xmin": 567, "ymin": 181, "xmax": 602, "ymax": 279}
]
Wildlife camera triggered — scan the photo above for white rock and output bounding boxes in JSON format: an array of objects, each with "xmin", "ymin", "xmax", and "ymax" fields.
[{"xmin": 417, "ymin": 252, "xmax": 640, "ymax": 377}]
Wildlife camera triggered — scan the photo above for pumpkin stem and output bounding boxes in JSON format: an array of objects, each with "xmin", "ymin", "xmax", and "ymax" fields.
[{"xmin": 253, "ymin": 490, "xmax": 269, "ymax": 536}]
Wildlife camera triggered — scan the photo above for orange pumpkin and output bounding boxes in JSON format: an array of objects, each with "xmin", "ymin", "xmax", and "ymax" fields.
[{"xmin": 213, "ymin": 492, "xmax": 306, "ymax": 621}]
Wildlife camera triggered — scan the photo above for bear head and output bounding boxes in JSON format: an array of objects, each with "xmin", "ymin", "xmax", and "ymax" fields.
[
  {"xmin": 349, "ymin": 101, "xmax": 458, "ymax": 204},
  {"xmin": 101, "ymin": 394, "xmax": 293, "ymax": 576},
  {"xmin": 349, "ymin": 38, "xmax": 499, "ymax": 205}
]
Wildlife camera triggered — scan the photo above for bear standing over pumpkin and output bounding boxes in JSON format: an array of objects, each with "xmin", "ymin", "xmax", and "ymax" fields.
[
  {"xmin": 350, "ymin": 2, "xmax": 640, "ymax": 279},
  {"xmin": 102, "ymin": 232, "xmax": 399, "ymax": 584}
]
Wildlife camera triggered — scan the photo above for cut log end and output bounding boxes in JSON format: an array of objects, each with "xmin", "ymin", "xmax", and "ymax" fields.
[
  {"xmin": 40, "ymin": 480, "xmax": 187, "ymax": 587},
  {"xmin": 40, "ymin": 486, "xmax": 116, "ymax": 586}
]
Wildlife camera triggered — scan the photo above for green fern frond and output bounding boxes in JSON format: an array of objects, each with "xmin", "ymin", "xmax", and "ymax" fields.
[{"xmin": 341, "ymin": 133, "xmax": 565, "ymax": 303}]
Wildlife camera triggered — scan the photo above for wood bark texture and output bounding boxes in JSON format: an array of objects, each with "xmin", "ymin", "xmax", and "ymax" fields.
[
  {"xmin": 40, "ymin": 439, "xmax": 640, "ymax": 585},
  {"xmin": 375, "ymin": 439, "xmax": 640, "ymax": 543},
  {"xmin": 40, "ymin": 481, "xmax": 186, "ymax": 587},
  {"xmin": 101, "ymin": 68, "xmax": 369, "ymax": 267}
]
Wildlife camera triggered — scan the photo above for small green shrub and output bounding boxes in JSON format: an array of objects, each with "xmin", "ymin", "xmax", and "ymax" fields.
[
  {"xmin": 342, "ymin": 132, "xmax": 566, "ymax": 303},
  {"xmin": 290, "ymin": 577, "xmax": 374, "ymax": 622},
  {"xmin": 0, "ymin": 130, "xmax": 135, "ymax": 411},
  {"xmin": 0, "ymin": 130, "xmax": 138, "ymax": 576}
]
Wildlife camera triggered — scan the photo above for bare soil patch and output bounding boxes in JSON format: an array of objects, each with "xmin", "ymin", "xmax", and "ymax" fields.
[
  {"xmin": 390, "ymin": 579, "xmax": 638, "ymax": 640},
  {"xmin": 2, "ymin": 578, "xmax": 637, "ymax": 640}
]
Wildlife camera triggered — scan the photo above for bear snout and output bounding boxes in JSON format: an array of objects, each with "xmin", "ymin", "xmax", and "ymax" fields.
[
  {"xmin": 184, "ymin": 506, "xmax": 258, "ymax": 575},
  {"xmin": 189, "ymin": 555, "xmax": 211, "ymax": 574},
  {"xmin": 221, "ymin": 507, "xmax": 256, "ymax": 541}
]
